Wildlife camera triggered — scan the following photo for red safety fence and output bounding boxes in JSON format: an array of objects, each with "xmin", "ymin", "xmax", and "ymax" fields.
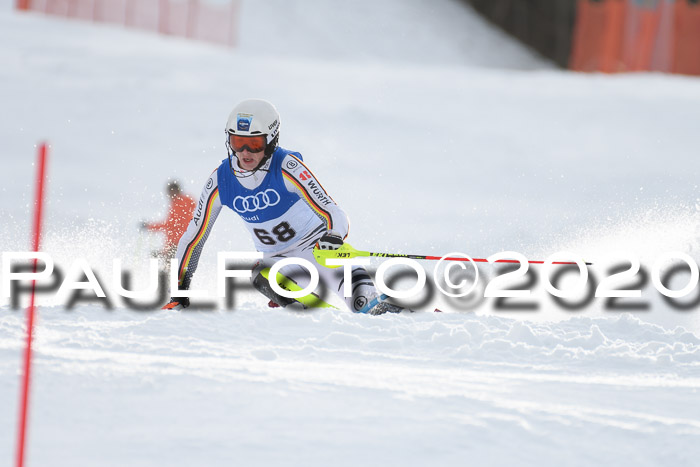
[
  {"xmin": 15, "ymin": 0, "xmax": 240, "ymax": 48},
  {"xmin": 570, "ymin": 0, "xmax": 626, "ymax": 72},
  {"xmin": 673, "ymin": 0, "xmax": 700, "ymax": 75},
  {"xmin": 571, "ymin": 0, "xmax": 700, "ymax": 75}
]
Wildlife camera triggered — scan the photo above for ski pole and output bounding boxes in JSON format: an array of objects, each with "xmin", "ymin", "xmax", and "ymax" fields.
[{"xmin": 313, "ymin": 243, "xmax": 591, "ymax": 267}]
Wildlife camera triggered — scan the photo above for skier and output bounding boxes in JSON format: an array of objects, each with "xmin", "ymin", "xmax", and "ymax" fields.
[
  {"xmin": 140, "ymin": 180, "xmax": 196, "ymax": 260},
  {"xmin": 162, "ymin": 98, "xmax": 402, "ymax": 315}
]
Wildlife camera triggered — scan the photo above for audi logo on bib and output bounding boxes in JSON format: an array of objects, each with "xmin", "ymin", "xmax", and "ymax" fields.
[{"xmin": 233, "ymin": 189, "xmax": 281, "ymax": 213}]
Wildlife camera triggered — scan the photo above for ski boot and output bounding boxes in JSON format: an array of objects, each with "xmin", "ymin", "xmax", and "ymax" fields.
[{"xmin": 357, "ymin": 294, "xmax": 407, "ymax": 315}]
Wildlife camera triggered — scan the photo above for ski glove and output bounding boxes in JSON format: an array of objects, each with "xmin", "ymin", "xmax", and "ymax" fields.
[
  {"xmin": 316, "ymin": 233, "xmax": 344, "ymax": 250},
  {"xmin": 162, "ymin": 296, "xmax": 189, "ymax": 310}
]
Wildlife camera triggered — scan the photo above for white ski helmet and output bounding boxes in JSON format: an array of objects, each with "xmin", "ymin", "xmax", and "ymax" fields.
[{"xmin": 225, "ymin": 98, "xmax": 281, "ymax": 157}]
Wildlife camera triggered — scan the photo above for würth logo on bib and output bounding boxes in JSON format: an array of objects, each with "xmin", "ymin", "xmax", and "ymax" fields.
[{"xmin": 233, "ymin": 189, "xmax": 281, "ymax": 213}]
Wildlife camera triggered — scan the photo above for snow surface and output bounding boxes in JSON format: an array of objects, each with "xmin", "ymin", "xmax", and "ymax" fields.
[
  {"xmin": 1, "ymin": 308, "xmax": 699, "ymax": 466},
  {"xmin": 1, "ymin": 1, "xmax": 700, "ymax": 466}
]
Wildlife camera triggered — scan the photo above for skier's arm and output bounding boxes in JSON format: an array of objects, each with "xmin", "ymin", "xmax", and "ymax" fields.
[
  {"xmin": 144, "ymin": 219, "xmax": 168, "ymax": 232},
  {"xmin": 143, "ymin": 211, "xmax": 170, "ymax": 232},
  {"xmin": 174, "ymin": 171, "xmax": 223, "ymax": 290},
  {"xmin": 280, "ymin": 154, "xmax": 350, "ymax": 238}
]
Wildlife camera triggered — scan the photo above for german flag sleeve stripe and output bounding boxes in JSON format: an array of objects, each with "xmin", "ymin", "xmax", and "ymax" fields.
[
  {"xmin": 178, "ymin": 187, "xmax": 220, "ymax": 285},
  {"xmin": 281, "ymin": 169, "xmax": 333, "ymax": 230}
]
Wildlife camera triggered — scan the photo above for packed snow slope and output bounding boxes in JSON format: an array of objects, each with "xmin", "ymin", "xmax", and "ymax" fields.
[
  {"xmin": 1, "ymin": 307, "xmax": 699, "ymax": 467},
  {"xmin": 1, "ymin": 2, "xmax": 700, "ymax": 466}
]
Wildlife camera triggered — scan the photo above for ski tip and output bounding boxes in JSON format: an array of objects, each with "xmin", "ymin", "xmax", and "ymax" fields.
[{"xmin": 162, "ymin": 301, "xmax": 183, "ymax": 311}]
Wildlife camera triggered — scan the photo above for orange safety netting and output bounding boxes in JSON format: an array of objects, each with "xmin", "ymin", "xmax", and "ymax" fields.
[
  {"xmin": 571, "ymin": 0, "xmax": 700, "ymax": 75},
  {"xmin": 16, "ymin": 0, "xmax": 240, "ymax": 48}
]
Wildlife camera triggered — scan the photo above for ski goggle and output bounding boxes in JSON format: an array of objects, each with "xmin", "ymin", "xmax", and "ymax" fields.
[{"xmin": 229, "ymin": 133, "xmax": 267, "ymax": 153}]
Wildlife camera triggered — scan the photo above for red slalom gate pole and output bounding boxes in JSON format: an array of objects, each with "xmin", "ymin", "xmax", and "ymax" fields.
[{"xmin": 16, "ymin": 142, "xmax": 49, "ymax": 467}]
